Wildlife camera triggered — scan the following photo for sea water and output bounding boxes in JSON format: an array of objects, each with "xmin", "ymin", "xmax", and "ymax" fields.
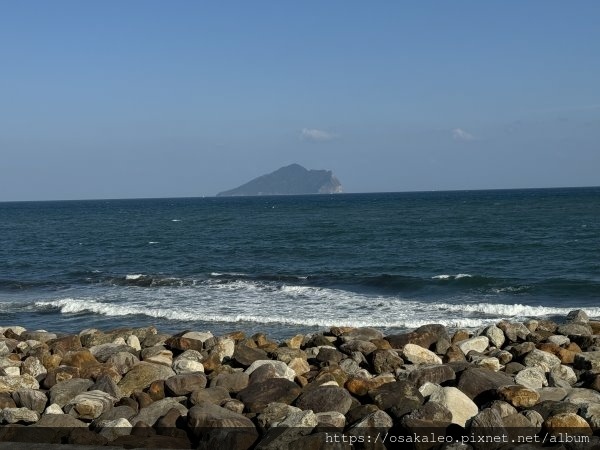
[{"xmin": 1, "ymin": 187, "xmax": 599, "ymax": 339}]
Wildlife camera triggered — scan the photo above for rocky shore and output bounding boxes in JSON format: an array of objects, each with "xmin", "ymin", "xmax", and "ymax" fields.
[{"xmin": 1, "ymin": 311, "xmax": 600, "ymax": 449}]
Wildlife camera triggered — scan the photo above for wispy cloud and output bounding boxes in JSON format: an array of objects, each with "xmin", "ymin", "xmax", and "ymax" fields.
[
  {"xmin": 301, "ymin": 128, "xmax": 338, "ymax": 142},
  {"xmin": 451, "ymin": 128, "xmax": 475, "ymax": 141}
]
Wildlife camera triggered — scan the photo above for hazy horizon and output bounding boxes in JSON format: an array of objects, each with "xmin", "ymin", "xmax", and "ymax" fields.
[{"xmin": 2, "ymin": 2, "xmax": 599, "ymax": 201}]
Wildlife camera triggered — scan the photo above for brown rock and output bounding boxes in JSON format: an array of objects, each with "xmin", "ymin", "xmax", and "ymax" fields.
[
  {"xmin": 457, "ymin": 368, "xmax": 514, "ymax": 403},
  {"xmin": 165, "ymin": 372, "xmax": 207, "ymax": 396},
  {"xmin": 148, "ymin": 380, "xmax": 165, "ymax": 401},
  {"xmin": 47, "ymin": 335, "xmax": 82, "ymax": 355},
  {"xmin": 43, "ymin": 353, "xmax": 62, "ymax": 371},
  {"xmin": 190, "ymin": 386, "xmax": 230, "ymax": 405},
  {"xmin": 164, "ymin": 336, "xmax": 203, "ymax": 352},
  {"xmin": 544, "ymin": 413, "xmax": 593, "ymax": 436},
  {"xmin": 43, "ymin": 366, "xmax": 80, "ymax": 388},
  {"xmin": 444, "ymin": 345, "xmax": 466, "ymax": 363},
  {"xmin": 133, "ymin": 390, "xmax": 154, "ymax": 409},
  {"xmin": 80, "ymin": 363, "xmax": 122, "ymax": 384},
  {"xmin": 211, "ymin": 371, "xmax": 249, "ymax": 393},
  {"xmin": 452, "ymin": 330, "xmax": 470, "ymax": 343},
  {"xmin": 233, "ymin": 344, "xmax": 268, "ymax": 367},
  {"xmin": 386, "ymin": 324, "xmax": 449, "ymax": 350},
  {"xmin": 236, "ymin": 378, "xmax": 301, "ymax": 413},
  {"xmin": 497, "ymin": 385, "xmax": 541, "ymax": 408}
]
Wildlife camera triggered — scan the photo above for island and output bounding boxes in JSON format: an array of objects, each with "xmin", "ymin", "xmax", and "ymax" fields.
[{"xmin": 217, "ymin": 163, "xmax": 343, "ymax": 197}]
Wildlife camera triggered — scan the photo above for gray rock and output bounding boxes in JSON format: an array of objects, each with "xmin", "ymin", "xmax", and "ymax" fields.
[
  {"xmin": 95, "ymin": 404, "xmax": 137, "ymax": 422},
  {"xmin": 236, "ymin": 378, "xmax": 302, "ymax": 413},
  {"xmin": 549, "ymin": 364, "xmax": 577, "ymax": 386},
  {"xmin": 406, "ymin": 364, "xmax": 455, "ymax": 387},
  {"xmin": 430, "ymin": 386, "xmax": 479, "ymax": 427},
  {"xmin": 564, "ymin": 388, "xmax": 600, "ymax": 406},
  {"xmin": 536, "ymin": 387, "xmax": 569, "ymax": 402},
  {"xmin": 97, "ymin": 417, "xmax": 133, "ymax": 441},
  {"xmin": 339, "ymin": 340, "xmax": 378, "ymax": 356},
  {"xmin": 315, "ymin": 411, "xmax": 346, "ymax": 429},
  {"xmin": 0, "ymin": 374, "xmax": 40, "ymax": 393},
  {"xmin": 245, "ymin": 360, "xmax": 295, "ymax": 382},
  {"xmin": 257, "ymin": 403, "xmax": 301, "ymax": 431},
  {"xmin": 567, "ymin": 309, "xmax": 590, "ymax": 324},
  {"xmin": 523, "ymin": 349, "xmax": 561, "ymax": 372},
  {"xmin": 339, "ymin": 327, "xmax": 384, "ymax": 342},
  {"xmin": 12, "ymin": 388, "xmax": 47, "ymax": 413},
  {"xmin": 457, "ymin": 367, "xmax": 514, "ymax": 402},
  {"xmin": 515, "ymin": 367, "xmax": 547, "ymax": 389},
  {"xmin": 547, "ymin": 335, "xmax": 570, "ymax": 346},
  {"xmin": 188, "ymin": 401, "xmax": 257, "ymax": 436},
  {"xmin": 402, "ymin": 343, "xmax": 442, "ymax": 365},
  {"xmin": 165, "ymin": 372, "xmax": 207, "ymax": 396},
  {"xmin": 457, "ymin": 336, "xmax": 489, "ymax": 355},
  {"xmin": 21, "ymin": 356, "xmax": 47, "ymax": 381},
  {"xmin": 371, "ymin": 349, "xmax": 403, "ymax": 374},
  {"xmin": 49, "ymin": 378, "xmax": 94, "ymax": 407},
  {"xmin": 106, "ymin": 351, "xmax": 140, "ymax": 375},
  {"xmin": 89, "ymin": 343, "xmax": 137, "ymax": 363},
  {"xmin": 190, "ymin": 386, "xmax": 230, "ymax": 405},
  {"xmin": 483, "ymin": 325, "xmax": 506, "ymax": 348},
  {"xmin": 0, "ymin": 407, "xmax": 40, "ymax": 424},
  {"xmin": 295, "ymin": 386, "xmax": 353, "ymax": 414},
  {"xmin": 574, "ymin": 351, "xmax": 600, "ymax": 371},
  {"xmin": 211, "ymin": 371, "xmax": 249, "ymax": 393},
  {"xmin": 470, "ymin": 408, "xmax": 508, "ymax": 447},
  {"xmin": 64, "ymin": 390, "xmax": 116, "ymax": 420},
  {"xmin": 130, "ymin": 396, "xmax": 187, "ymax": 426},
  {"xmin": 498, "ymin": 321, "xmax": 530, "ymax": 342},
  {"xmin": 368, "ymin": 380, "xmax": 423, "ymax": 417},
  {"xmin": 256, "ymin": 410, "xmax": 317, "ymax": 450},
  {"xmin": 557, "ymin": 323, "xmax": 592, "ymax": 337},
  {"xmin": 579, "ymin": 403, "xmax": 600, "ymax": 430}
]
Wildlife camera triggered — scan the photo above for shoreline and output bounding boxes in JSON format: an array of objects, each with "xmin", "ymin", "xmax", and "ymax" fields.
[{"xmin": 1, "ymin": 310, "xmax": 600, "ymax": 448}]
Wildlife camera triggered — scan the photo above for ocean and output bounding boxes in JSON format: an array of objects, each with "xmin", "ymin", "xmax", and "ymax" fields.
[{"xmin": 1, "ymin": 187, "xmax": 599, "ymax": 339}]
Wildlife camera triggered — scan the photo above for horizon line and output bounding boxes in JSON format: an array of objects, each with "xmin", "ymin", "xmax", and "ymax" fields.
[{"xmin": 1, "ymin": 184, "xmax": 598, "ymax": 204}]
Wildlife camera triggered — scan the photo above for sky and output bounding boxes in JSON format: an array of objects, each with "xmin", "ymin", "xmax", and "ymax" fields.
[{"xmin": 1, "ymin": 1, "xmax": 599, "ymax": 200}]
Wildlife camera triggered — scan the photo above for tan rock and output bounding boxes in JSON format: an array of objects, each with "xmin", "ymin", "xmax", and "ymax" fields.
[
  {"xmin": 497, "ymin": 385, "xmax": 540, "ymax": 408},
  {"xmin": 544, "ymin": 413, "xmax": 593, "ymax": 436}
]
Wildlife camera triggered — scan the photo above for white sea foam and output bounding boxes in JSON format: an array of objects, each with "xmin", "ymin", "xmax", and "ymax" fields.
[
  {"xmin": 148, "ymin": 242, "xmax": 159, "ymax": 244},
  {"xmin": 125, "ymin": 274, "xmax": 144, "ymax": 280},
  {"xmin": 432, "ymin": 273, "xmax": 473, "ymax": 280},
  {"xmin": 171, "ymin": 219, "xmax": 181, "ymax": 222}
]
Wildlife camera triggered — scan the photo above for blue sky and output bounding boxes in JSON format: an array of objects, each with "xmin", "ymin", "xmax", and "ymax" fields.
[{"xmin": 1, "ymin": 1, "xmax": 599, "ymax": 200}]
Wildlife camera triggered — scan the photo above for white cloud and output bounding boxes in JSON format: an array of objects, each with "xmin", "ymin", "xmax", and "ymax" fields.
[
  {"xmin": 451, "ymin": 128, "xmax": 475, "ymax": 141},
  {"xmin": 301, "ymin": 128, "xmax": 338, "ymax": 142}
]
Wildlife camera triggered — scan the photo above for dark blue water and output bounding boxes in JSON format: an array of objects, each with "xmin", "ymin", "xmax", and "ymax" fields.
[{"xmin": 1, "ymin": 188, "xmax": 599, "ymax": 338}]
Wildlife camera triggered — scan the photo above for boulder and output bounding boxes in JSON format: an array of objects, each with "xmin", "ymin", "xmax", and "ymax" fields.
[
  {"xmin": 0, "ymin": 407, "xmax": 40, "ymax": 424},
  {"xmin": 371, "ymin": 349, "xmax": 403, "ymax": 374},
  {"xmin": 544, "ymin": 413, "xmax": 593, "ymax": 436},
  {"xmin": 386, "ymin": 324, "xmax": 448, "ymax": 350},
  {"xmin": 64, "ymin": 390, "xmax": 116, "ymax": 420},
  {"xmin": 483, "ymin": 325, "xmax": 506, "ymax": 348},
  {"xmin": 245, "ymin": 360, "xmax": 296, "ymax": 382},
  {"xmin": 97, "ymin": 417, "xmax": 133, "ymax": 441},
  {"xmin": 117, "ymin": 362, "xmax": 176, "ymax": 397},
  {"xmin": 497, "ymin": 385, "xmax": 540, "ymax": 408},
  {"xmin": 429, "ymin": 386, "xmax": 478, "ymax": 427},
  {"xmin": 0, "ymin": 374, "xmax": 39, "ymax": 393},
  {"xmin": 49, "ymin": 378, "xmax": 94, "ymax": 407},
  {"xmin": 256, "ymin": 410, "xmax": 317, "ymax": 450},
  {"xmin": 368, "ymin": 380, "xmax": 423, "ymax": 417},
  {"xmin": 457, "ymin": 368, "xmax": 514, "ymax": 403},
  {"xmin": 211, "ymin": 371, "xmax": 250, "ymax": 393},
  {"xmin": 457, "ymin": 336, "xmax": 489, "ymax": 355},
  {"xmin": 237, "ymin": 378, "xmax": 302, "ymax": 413},
  {"xmin": 523, "ymin": 349, "xmax": 561, "ymax": 372},
  {"xmin": 295, "ymin": 386, "xmax": 353, "ymax": 414},
  {"xmin": 515, "ymin": 367, "xmax": 547, "ymax": 389},
  {"xmin": 130, "ymin": 396, "xmax": 187, "ymax": 426},
  {"xmin": 190, "ymin": 386, "xmax": 230, "ymax": 406},
  {"xmin": 12, "ymin": 388, "xmax": 47, "ymax": 413},
  {"xmin": 574, "ymin": 351, "xmax": 600, "ymax": 371},
  {"xmin": 164, "ymin": 372, "xmax": 207, "ymax": 396},
  {"xmin": 402, "ymin": 343, "xmax": 442, "ymax": 365},
  {"xmin": 406, "ymin": 364, "xmax": 455, "ymax": 387}
]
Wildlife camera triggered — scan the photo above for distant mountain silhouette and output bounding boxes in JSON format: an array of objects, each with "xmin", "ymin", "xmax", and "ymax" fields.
[{"xmin": 217, "ymin": 164, "xmax": 343, "ymax": 197}]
